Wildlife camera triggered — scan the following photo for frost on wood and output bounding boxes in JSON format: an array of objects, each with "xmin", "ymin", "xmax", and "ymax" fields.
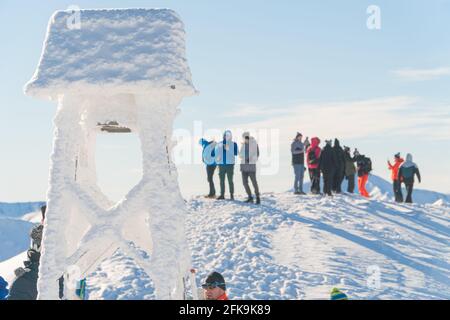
[
  {"xmin": 24, "ymin": 8, "xmax": 196, "ymax": 300},
  {"xmin": 25, "ymin": 8, "xmax": 196, "ymax": 100}
]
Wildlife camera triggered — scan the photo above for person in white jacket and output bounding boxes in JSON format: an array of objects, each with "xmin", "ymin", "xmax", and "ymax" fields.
[{"xmin": 239, "ymin": 132, "xmax": 260, "ymax": 204}]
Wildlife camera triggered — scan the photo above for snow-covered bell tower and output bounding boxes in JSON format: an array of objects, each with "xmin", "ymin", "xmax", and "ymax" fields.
[{"xmin": 24, "ymin": 8, "xmax": 196, "ymax": 300}]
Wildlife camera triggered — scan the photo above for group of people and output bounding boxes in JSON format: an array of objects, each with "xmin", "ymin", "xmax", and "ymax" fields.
[
  {"xmin": 200, "ymin": 130, "xmax": 422, "ymax": 204},
  {"xmin": 0, "ymin": 132, "xmax": 423, "ymax": 301},
  {"xmin": 200, "ymin": 130, "xmax": 261, "ymax": 204},
  {"xmin": 291, "ymin": 133, "xmax": 373, "ymax": 198}
]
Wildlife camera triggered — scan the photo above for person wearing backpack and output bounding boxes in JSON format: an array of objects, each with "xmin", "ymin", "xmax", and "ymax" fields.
[
  {"xmin": 388, "ymin": 153, "xmax": 404, "ymax": 202},
  {"xmin": 354, "ymin": 149, "xmax": 371, "ymax": 198},
  {"xmin": 320, "ymin": 140, "xmax": 337, "ymax": 196},
  {"xmin": 306, "ymin": 137, "xmax": 322, "ymax": 194},
  {"xmin": 199, "ymin": 138, "xmax": 217, "ymax": 198},
  {"xmin": 291, "ymin": 132, "xmax": 306, "ymax": 195},
  {"xmin": 398, "ymin": 153, "xmax": 421, "ymax": 203},
  {"xmin": 344, "ymin": 147, "xmax": 356, "ymax": 193}
]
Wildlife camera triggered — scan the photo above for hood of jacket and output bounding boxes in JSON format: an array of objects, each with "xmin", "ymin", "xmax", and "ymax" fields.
[
  {"xmin": 311, "ymin": 137, "xmax": 320, "ymax": 149},
  {"xmin": 402, "ymin": 153, "xmax": 416, "ymax": 168},
  {"xmin": 223, "ymin": 130, "xmax": 233, "ymax": 142},
  {"xmin": 334, "ymin": 138, "xmax": 341, "ymax": 149}
]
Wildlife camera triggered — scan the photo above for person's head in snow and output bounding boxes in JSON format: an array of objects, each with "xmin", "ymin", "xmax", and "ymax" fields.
[
  {"xmin": 201, "ymin": 272, "xmax": 228, "ymax": 300},
  {"xmin": 330, "ymin": 287, "xmax": 348, "ymax": 300}
]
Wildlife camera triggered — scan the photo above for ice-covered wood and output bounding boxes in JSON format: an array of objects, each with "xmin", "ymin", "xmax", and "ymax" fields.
[{"xmin": 25, "ymin": 8, "xmax": 196, "ymax": 100}]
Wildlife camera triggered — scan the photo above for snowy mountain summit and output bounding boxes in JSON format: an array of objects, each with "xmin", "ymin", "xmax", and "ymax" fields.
[
  {"xmin": 1, "ymin": 178, "xmax": 449, "ymax": 300},
  {"xmin": 86, "ymin": 183, "xmax": 449, "ymax": 300}
]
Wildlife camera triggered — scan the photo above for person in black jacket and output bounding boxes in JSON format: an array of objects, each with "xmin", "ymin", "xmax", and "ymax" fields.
[
  {"xmin": 8, "ymin": 249, "xmax": 40, "ymax": 300},
  {"xmin": 398, "ymin": 153, "xmax": 421, "ymax": 203},
  {"xmin": 332, "ymin": 139, "xmax": 346, "ymax": 193},
  {"xmin": 320, "ymin": 140, "xmax": 337, "ymax": 196}
]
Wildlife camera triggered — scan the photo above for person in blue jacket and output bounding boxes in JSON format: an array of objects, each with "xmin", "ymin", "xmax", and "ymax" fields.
[
  {"xmin": 215, "ymin": 130, "xmax": 239, "ymax": 200},
  {"xmin": 0, "ymin": 276, "xmax": 8, "ymax": 300},
  {"xmin": 199, "ymin": 138, "xmax": 217, "ymax": 198}
]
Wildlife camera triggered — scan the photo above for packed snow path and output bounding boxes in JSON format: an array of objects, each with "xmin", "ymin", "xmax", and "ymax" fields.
[{"xmin": 84, "ymin": 193, "xmax": 449, "ymax": 300}]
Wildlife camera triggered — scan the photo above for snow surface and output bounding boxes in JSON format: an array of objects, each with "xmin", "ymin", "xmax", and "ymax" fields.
[
  {"xmin": 1, "ymin": 181, "xmax": 449, "ymax": 300},
  {"xmin": 0, "ymin": 203, "xmax": 43, "ymax": 261},
  {"xmin": 25, "ymin": 8, "xmax": 196, "ymax": 99}
]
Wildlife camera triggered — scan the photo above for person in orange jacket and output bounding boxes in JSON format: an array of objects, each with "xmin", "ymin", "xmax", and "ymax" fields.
[
  {"xmin": 201, "ymin": 272, "xmax": 229, "ymax": 300},
  {"xmin": 388, "ymin": 153, "xmax": 404, "ymax": 202}
]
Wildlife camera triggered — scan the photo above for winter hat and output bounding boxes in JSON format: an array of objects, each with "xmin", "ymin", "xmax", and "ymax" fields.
[
  {"xmin": 242, "ymin": 132, "xmax": 250, "ymax": 139},
  {"xmin": 295, "ymin": 132, "xmax": 303, "ymax": 139},
  {"xmin": 202, "ymin": 272, "xmax": 226, "ymax": 291},
  {"xmin": 330, "ymin": 288, "xmax": 348, "ymax": 300},
  {"xmin": 223, "ymin": 130, "xmax": 233, "ymax": 141},
  {"xmin": 14, "ymin": 267, "xmax": 26, "ymax": 278},
  {"xmin": 394, "ymin": 153, "xmax": 401, "ymax": 159}
]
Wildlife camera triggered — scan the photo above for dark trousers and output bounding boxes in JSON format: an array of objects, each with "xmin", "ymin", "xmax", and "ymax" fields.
[
  {"xmin": 346, "ymin": 174, "xmax": 355, "ymax": 193},
  {"xmin": 393, "ymin": 180, "xmax": 403, "ymax": 203},
  {"xmin": 242, "ymin": 171, "xmax": 260, "ymax": 198},
  {"xmin": 309, "ymin": 168, "xmax": 321, "ymax": 194},
  {"xmin": 332, "ymin": 171, "xmax": 344, "ymax": 193},
  {"xmin": 323, "ymin": 170, "xmax": 334, "ymax": 196},
  {"xmin": 219, "ymin": 165, "xmax": 234, "ymax": 196},
  {"xmin": 206, "ymin": 165, "xmax": 217, "ymax": 196},
  {"xmin": 404, "ymin": 182, "xmax": 414, "ymax": 203}
]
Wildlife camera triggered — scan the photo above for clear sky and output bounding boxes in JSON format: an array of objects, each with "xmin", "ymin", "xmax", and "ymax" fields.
[{"xmin": 1, "ymin": 0, "xmax": 449, "ymax": 202}]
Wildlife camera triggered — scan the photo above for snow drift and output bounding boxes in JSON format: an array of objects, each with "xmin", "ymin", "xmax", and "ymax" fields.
[{"xmin": 1, "ymin": 178, "xmax": 448, "ymax": 300}]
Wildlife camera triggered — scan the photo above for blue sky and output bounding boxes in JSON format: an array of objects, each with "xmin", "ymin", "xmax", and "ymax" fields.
[{"xmin": 1, "ymin": 0, "xmax": 449, "ymax": 201}]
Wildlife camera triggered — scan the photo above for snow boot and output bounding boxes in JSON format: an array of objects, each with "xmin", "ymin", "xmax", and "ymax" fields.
[
  {"xmin": 244, "ymin": 196, "xmax": 254, "ymax": 203},
  {"xmin": 230, "ymin": 194, "xmax": 235, "ymax": 201},
  {"xmin": 255, "ymin": 197, "xmax": 261, "ymax": 205},
  {"xmin": 217, "ymin": 195, "xmax": 225, "ymax": 200}
]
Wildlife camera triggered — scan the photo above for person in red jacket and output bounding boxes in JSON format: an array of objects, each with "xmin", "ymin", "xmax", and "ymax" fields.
[
  {"xmin": 201, "ymin": 272, "xmax": 229, "ymax": 300},
  {"xmin": 388, "ymin": 153, "xmax": 404, "ymax": 202},
  {"xmin": 306, "ymin": 137, "xmax": 322, "ymax": 194}
]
